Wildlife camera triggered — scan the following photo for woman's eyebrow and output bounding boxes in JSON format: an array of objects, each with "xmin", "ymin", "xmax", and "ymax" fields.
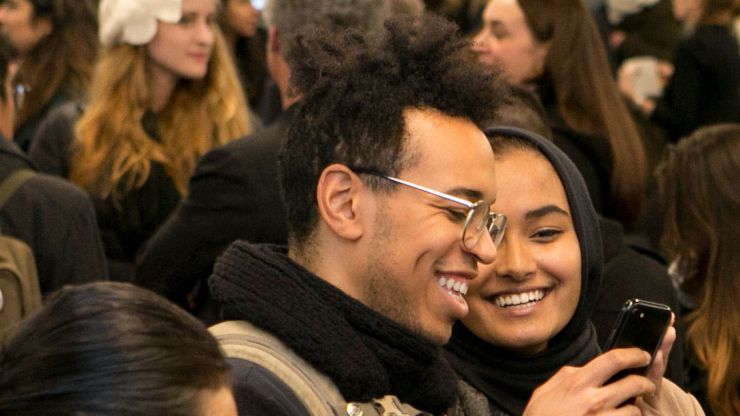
[{"xmin": 524, "ymin": 204, "xmax": 570, "ymax": 221}]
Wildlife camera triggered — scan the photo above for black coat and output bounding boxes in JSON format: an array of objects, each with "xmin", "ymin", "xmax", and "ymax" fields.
[
  {"xmin": 135, "ymin": 106, "xmax": 294, "ymax": 311},
  {"xmin": 0, "ymin": 138, "xmax": 107, "ymax": 293},
  {"xmin": 29, "ymin": 103, "xmax": 181, "ymax": 281},
  {"xmin": 653, "ymin": 24, "xmax": 740, "ymax": 141}
]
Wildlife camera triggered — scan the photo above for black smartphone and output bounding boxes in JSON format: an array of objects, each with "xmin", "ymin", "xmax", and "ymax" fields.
[{"xmin": 603, "ymin": 298, "xmax": 672, "ymax": 383}]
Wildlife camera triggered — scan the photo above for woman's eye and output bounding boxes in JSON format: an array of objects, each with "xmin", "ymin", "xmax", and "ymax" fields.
[{"xmin": 531, "ymin": 228, "xmax": 562, "ymax": 241}]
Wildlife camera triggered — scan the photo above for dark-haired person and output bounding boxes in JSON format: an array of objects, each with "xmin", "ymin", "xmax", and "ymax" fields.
[
  {"xmin": 0, "ymin": 0, "xmax": 97, "ymax": 151},
  {"xmin": 657, "ymin": 123, "xmax": 740, "ymax": 416},
  {"xmin": 445, "ymin": 126, "xmax": 703, "ymax": 416},
  {"xmin": 472, "ymin": 0, "xmax": 648, "ymax": 228},
  {"xmin": 135, "ymin": 0, "xmax": 391, "ymax": 320},
  {"xmin": 0, "ymin": 282, "xmax": 236, "ymax": 415},
  {"xmin": 0, "ymin": 32, "xmax": 107, "ymax": 294}
]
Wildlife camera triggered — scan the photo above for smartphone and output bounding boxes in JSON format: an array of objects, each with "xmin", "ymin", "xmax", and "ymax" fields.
[{"xmin": 603, "ymin": 298, "xmax": 672, "ymax": 383}]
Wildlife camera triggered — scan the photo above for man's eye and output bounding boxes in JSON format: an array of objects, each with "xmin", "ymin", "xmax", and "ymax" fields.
[{"xmin": 445, "ymin": 209, "xmax": 468, "ymax": 222}]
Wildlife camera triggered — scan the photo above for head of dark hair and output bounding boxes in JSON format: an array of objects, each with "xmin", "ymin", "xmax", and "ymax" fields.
[
  {"xmin": 488, "ymin": 84, "xmax": 552, "ymax": 139},
  {"xmin": 0, "ymin": 32, "xmax": 17, "ymax": 102},
  {"xmin": 656, "ymin": 123, "xmax": 740, "ymax": 416},
  {"xmin": 15, "ymin": 0, "xmax": 98, "ymax": 129},
  {"xmin": 278, "ymin": 12, "xmax": 509, "ymax": 246},
  {"xmin": 0, "ymin": 282, "xmax": 229, "ymax": 416}
]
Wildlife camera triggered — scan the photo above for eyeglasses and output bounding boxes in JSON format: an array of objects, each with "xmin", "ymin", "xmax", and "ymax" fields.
[{"xmin": 352, "ymin": 168, "xmax": 506, "ymax": 250}]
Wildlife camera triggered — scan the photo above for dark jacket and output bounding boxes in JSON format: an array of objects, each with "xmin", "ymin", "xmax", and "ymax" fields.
[
  {"xmin": 13, "ymin": 91, "xmax": 72, "ymax": 152},
  {"xmin": 28, "ymin": 103, "xmax": 181, "ymax": 281},
  {"xmin": 135, "ymin": 107, "xmax": 294, "ymax": 310},
  {"xmin": 652, "ymin": 24, "xmax": 740, "ymax": 141},
  {"xmin": 0, "ymin": 137, "xmax": 107, "ymax": 293}
]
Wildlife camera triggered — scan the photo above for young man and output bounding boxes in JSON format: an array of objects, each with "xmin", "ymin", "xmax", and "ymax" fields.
[
  {"xmin": 135, "ymin": 0, "xmax": 391, "ymax": 319},
  {"xmin": 208, "ymin": 12, "xmax": 506, "ymax": 415}
]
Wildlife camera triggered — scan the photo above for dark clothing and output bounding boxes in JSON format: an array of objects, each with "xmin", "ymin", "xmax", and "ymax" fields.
[
  {"xmin": 209, "ymin": 243, "xmax": 459, "ymax": 415},
  {"xmin": 446, "ymin": 127, "xmax": 605, "ymax": 416},
  {"xmin": 594, "ymin": 217, "xmax": 684, "ymax": 387},
  {"xmin": 28, "ymin": 104, "xmax": 181, "ymax": 281},
  {"xmin": 611, "ymin": 0, "xmax": 681, "ymax": 64},
  {"xmin": 0, "ymin": 137, "xmax": 107, "ymax": 293},
  {"xmin": 13, "ymin": 92, "xmax": 72, "ymax": 152},
  {"xmin": 135, "ymin": 107, "xmax": 293, "ymax": 310},
  {"xmin": 227, "ymin": 357, "xmax": 310, "ymax": 416},
  {"xmin": 652, "ymin": 24, "xmax": 740, "ymax": 141},
  {"xmin": 550, "ymin": 123, "xmax": 612, "ymax": 218}
]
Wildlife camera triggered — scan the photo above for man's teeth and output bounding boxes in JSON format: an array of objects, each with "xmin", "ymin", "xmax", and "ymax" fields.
[
  {"xmin": 494, "ymin": 289, "xmax": 545, "ymax": 308},
  {"xmin": 437, "ymin": 277, "xmax": 468, "ymax": 295}
]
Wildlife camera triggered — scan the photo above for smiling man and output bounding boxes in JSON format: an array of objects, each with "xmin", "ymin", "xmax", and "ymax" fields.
[{"xmin": 207, "ymin": 12, "xmax": 509, "ymax": 416}]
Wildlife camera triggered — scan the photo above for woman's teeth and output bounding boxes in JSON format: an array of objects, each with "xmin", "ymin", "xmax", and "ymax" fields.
[{"xmin": 494, "ymin": 289, "xmax": 545, "ymax": 308}]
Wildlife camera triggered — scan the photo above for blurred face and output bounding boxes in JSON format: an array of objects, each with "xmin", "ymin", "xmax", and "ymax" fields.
[
  {"xmin": 671, "ymin": 0, "xmax": 703, "ymax": 24},
  {"xmin": 199, "ymin": 386, "xmax": 237, "ymax": 416},
  {"xmin": 362, "ymin": 108, "xmax": 499, "ymax": 346},
  {"xmin": 147, "ymin": 0, "xmax": 216, "ymax": 83},
  {"xmin": 0, "ymin": 0, "xmax": 52, "ymax": 56},
  {"xmin": 471, "ymin": 0, "xmax": 548, "ymax": 85},
  {"xmin": 462, "ymin": 149, "xmax": 581, "ymax": 355},
  {"xmin": 223, "ymin": 0, "xmax": 259, "ymax": 38}
]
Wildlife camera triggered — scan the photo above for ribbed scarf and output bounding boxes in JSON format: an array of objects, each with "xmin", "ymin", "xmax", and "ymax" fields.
[{"xmin": 209, "ymin": 242, "xmax": 458, "ymax": 415}]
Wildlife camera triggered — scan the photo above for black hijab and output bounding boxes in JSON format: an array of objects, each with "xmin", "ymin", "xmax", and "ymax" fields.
[{"xmin": 445, "ymin": 127, "xmax": 604, "ymax": 415}]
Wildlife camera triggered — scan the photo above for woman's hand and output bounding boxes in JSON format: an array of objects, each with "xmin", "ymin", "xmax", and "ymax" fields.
[{"xmin": 523, "ymin": 348, "xmax": 656, "ymax": 415}]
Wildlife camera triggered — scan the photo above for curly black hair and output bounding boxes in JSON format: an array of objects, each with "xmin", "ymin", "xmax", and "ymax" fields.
[{"xmin": 278, "ymin": 12, "xmax": 509, "ymax": 245}]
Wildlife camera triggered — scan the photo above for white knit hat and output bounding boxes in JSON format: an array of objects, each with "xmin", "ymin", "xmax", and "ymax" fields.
[{"xmin": 99, "ymin": 0, "xmax": 182, "ymax": 48}]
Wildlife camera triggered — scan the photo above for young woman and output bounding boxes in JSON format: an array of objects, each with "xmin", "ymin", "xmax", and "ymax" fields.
[
  {"xmin": 0, "ymin": 282, "xmax": 236, "ymax": 416},
  {"xmin": 30, "ymin": 0, "xmax": 252, "ymax": 280},
  {"xmin": 657, "ymin": 123, "xmax": 740, "ymax": 416},
  {"xmin": 0, "ymin": 0, "xmax": 97, "ymax": 150},
  {"xmin": 219, "ymin": 0, "xmax": 268, "ymax": 110},
  {"xmin": 445, "ymin": 127, "xmax": 703, "ymax": 415},
  {"xmin": 471, "ymin": 0, "xmax": 647, "ymax": 227},
  {"xmin": 621, "ymin": 0, "xmax": 739, "ymax": 141}
]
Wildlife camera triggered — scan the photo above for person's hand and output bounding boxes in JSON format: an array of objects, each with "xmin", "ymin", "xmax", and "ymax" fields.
[
  {"xmin": 522, "ymin": 348, "xmax": 656, "ymax": 416},
  {"xmin": 637, "ymin": 316, "xmax": 677, "ymax": 415},
  {"xmin": 609, "ymin": 31, "xmax": 626, "ymax": 50}
]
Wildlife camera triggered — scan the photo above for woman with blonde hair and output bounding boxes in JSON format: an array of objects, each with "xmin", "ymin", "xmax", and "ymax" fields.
[
  {"xmin": 31, "ymin": 0, "xmax": 251, "ymax": 280},
  {"xmin": 657, "ymin": 123, "xmax": 740, "ymax": 416}
]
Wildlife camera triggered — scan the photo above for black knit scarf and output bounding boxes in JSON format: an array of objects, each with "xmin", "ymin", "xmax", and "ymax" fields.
[{"xmin": 209, "ymin": 242, "xmax": 458, "ymax": 415}]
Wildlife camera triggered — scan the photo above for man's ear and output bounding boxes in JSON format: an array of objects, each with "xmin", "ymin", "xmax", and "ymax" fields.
[{"xmin": 315, "ymin": 164, "xmax": 366, "ymax": 241}]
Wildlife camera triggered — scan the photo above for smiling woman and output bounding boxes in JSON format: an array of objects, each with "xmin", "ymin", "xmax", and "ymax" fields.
[
  {"xmin": 28, "ymin": 0, "xmax": 251, "ymax": 281},
  {"xmin": 445, "ymin": 127, "xmax": 704, "ymax": 416}
]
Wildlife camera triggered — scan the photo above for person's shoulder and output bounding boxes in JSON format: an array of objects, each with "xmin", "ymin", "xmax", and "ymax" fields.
[
  {"xmin": 227, "ymin": 357, "xmax": 311, "ymax": 416},
  {"xmin": 24, "ymin": 174, "xmax": 93, "ymax": 215}
]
